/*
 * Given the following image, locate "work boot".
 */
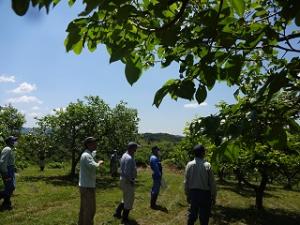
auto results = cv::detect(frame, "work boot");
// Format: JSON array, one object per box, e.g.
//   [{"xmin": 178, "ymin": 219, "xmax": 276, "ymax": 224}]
[
  {"xmin": 150, "ymin": 193, "xmax": 158, "ymax": 209},
  {"xmin": 0, "ymin": 199, "xmax": 12, "ymax": 211},
  {"xmin": 113, "ymin": 202, "xmax": 124, "ymax": 219},
  {"xmin": 121, "ymin": 209, "xmax": 130, "ymax": 223}
]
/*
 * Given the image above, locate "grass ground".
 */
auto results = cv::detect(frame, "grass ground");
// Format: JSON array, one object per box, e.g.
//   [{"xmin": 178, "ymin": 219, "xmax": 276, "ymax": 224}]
[{"xmin": 0, "ymin": 166, "xmax": 299, "ymax": 225}]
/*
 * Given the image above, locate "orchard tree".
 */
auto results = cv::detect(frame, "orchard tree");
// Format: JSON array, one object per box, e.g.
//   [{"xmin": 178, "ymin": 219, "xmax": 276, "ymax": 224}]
[
  {"xmin": 189, "ymin": 90, "xmax": 300, "ymax": 209},
  {"xmin": 0, "ymin": 104, "xmax": 26, "ymax": 138},
  {"xmin": 37, "ymin": 96, "xmax": 139, "ymax": 177},
  {"xmin": 106, "ymin": 101, "xmax": 139, "ymax": 154},
  {"xmin": 9, "ymin": 0, "xmax": 300, "ymax": 106}
]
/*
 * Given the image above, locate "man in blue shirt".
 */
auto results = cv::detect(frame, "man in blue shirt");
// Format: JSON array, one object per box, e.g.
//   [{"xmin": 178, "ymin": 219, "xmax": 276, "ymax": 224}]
[
  {"xmin": 0, "ymin": 136, "xmax": 17, "ymax": 211},
  {"xmin": 150, "ymin": 146, "xmax": 162, "ymax": 209}
]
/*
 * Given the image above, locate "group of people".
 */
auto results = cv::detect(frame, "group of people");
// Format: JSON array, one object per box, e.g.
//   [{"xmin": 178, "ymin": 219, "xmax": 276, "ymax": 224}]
[
  {"xmin": 0, "ymin": 135, "xmax": 217, "ymax": 225},
  {"xmin": 78, "ymin": 137, "xmax": 216, "ymax": 225}
]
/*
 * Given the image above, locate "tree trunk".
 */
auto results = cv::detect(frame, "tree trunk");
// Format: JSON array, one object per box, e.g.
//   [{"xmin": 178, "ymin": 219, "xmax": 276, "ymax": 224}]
[
  {"xmin": 284, "ymin": 177, "xmax": 292, "ymax": 190},
  {"xmin": 70, "ymin": 148, "xmax": 76, "ymax": 178},
  {"xmin": 218, "ymin": 167, "xmax": 225, "ymax": 183},
  {"xmin": 255, "ymin": 173, "xmax": 268, "ymax": 210}
]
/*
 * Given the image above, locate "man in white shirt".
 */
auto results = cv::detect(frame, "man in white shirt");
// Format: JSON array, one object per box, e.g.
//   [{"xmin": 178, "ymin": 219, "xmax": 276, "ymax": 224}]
[
  {"xmin": 113, "ymin": 142, "xmax": 138, "ymax": 223},
  {"xmin": 0, "ymin": 136, "xmax": 17, "ymax": 211},
  {"xmin": 184, "ymin": 144, "xmax": 217, "ymax": 225},
  {"xmin": 78, "ymin": 137, "xmax": 104, "ymax": 225}
]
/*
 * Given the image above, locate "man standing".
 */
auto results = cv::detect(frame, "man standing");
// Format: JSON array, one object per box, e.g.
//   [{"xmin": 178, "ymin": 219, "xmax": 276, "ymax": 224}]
[
  {"xmin": 0, "ymin": 136, "xmax": 18, "ymax": 211},
  {"xmin": 110, "ymin": 150, "xmax": 119, "ymax": 177},
  {"xmin": 184, "ymin": 144, "xmax": 217, "ymax": 225},
  {"xmin": 114, "ymin": 142, "xmax": 138, "ymax": 223},
  {"xmin": 78, "ymin": 137, "xmax": 104, "ymax": 225},
  {"xmin": 149, "ymin": 146, "xmax": 162, "ymax": 209}
]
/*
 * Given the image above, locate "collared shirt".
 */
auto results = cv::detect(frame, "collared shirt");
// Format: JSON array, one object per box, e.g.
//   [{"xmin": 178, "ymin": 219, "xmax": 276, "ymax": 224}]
[
  {"xmin": 184, "ymin": 157, "xmax": 217, "ymax": 199},
  {"xmin": 120, "ymin": 152, "xmax": 137, "ymax": 182},
  {"xmin": 0, "ymin": 147, "xmax": 15, "ymax": 174},
  {"xmin": 150, "ymin": 155, "xmax": 162, "ymax": 179},
  {"xmin": 79, "ymin": 149, "xmax": 99, "ymax": 188}
]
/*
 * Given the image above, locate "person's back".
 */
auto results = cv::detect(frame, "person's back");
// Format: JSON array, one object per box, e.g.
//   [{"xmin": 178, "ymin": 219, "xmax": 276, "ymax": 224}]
[
  {"xmin": 0, "ymin": 147, "xmax": 14, "ymax": 174},
  {"xmin": 185, "ymin": 158, "xmax": 213, "ymax": 192},
  {"xmin": 120, "ymin": 152, "xmax": 137, "ymax": 181},
  {"xmin": 184, "ymin": 144, "xmax": 216, "ymax": 225}
]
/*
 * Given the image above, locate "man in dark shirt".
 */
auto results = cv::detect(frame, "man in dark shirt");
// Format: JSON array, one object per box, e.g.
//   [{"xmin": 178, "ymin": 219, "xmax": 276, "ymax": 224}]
[{"xmin": 149, "ymin": 146, "xmax": 162, "ymax": 209}]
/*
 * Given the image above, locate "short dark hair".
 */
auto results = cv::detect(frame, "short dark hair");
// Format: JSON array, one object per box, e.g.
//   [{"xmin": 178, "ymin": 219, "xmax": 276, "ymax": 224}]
[
  {"xmin": 128, "ymin": 142, "xmax": 138, "ymax": 150},
  {"xmin": 193, "ymin": 144, "xmax": 205, "ymax": 158},
  {"xmin": 152, "ymin": 146, "xmax": 160, "ymax": 153},
  {"xmin": 5, "ymin": 136, "xmax": 17, "ymax": 146}
]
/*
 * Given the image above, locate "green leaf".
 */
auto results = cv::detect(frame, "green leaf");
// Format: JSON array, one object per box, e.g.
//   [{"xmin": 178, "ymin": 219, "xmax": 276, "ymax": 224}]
[
  {"xmin": 230, "ymin": 0, "xmax": 245, "ymax": 17},
  {"xmin": 176, "ymin": 80, "xmax": 195, "ymax": 100},
  {"xmin": 68, "ymin": 0, "xmax": 76, "ymax": 7},
  {"xmin": 73, "ymin": 40, "xmax": 83, "ymax": 55},
  {"xmin": 117, "ymin": 5, "xmax": 137, "ymax": 21},
  {"xmin": 195, "ymin": 85, "xmax": 207, "ymax": 104},
  {"xmin": 267, "ymin": 73, "xmax": 289, "ymax": 100},
  {"xmin": 12, "ymin": 0, "xmax": 30, "ymax": 16},
  {"xmin": 201, "ymin": 66, "xmax": 217, "ymax": 90},
  {"xmin": 125, "ymin": 63, "xmax": 142, "ymax": 85},
  {"xmin": 153, "ymin": 79, "xmax": 177, "ymax": 107}
]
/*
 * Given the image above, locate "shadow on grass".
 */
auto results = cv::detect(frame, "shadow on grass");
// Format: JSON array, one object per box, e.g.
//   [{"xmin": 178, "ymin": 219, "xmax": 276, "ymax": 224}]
[
  {"xmin": 218, "ymin": 182, "xmax": 276, "ymax": 198},
  {"xmin": 212, "ymin": 205, "xmax": 300, "ymax": 225},
  {"xmin": 20, "ymin": 175, "xmax": 122, "ymax": 189},
  {"xmin": 20, "ymin": 174, "xmax": 147, "ymax": 190}
]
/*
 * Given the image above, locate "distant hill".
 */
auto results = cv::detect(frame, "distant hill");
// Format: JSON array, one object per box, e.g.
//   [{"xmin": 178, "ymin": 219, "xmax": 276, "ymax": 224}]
[
  {"xmin": 21, "ymin": 127, "xmax": 33, "ymax": 134},
  {"xmin": 140, "ymin": 133, "xmax": 183, "ymax": 143}
]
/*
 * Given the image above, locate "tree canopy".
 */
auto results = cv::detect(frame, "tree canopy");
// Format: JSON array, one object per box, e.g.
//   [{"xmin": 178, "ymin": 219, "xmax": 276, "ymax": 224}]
[{"xmin": 10, "ymin": 0, "xmax": 300, "ymax": 106}]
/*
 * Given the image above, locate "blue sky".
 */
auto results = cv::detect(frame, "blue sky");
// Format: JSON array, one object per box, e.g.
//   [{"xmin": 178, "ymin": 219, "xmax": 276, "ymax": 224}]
[{"xmin": 0, "ymin": 1, "xmax": 237, "ymax": 135}]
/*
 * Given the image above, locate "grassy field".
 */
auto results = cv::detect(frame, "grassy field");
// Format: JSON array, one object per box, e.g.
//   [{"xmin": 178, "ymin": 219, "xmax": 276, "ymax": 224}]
[{"xmin": 0, "ymin": 166, "xmax": 300, "ymax": 225}]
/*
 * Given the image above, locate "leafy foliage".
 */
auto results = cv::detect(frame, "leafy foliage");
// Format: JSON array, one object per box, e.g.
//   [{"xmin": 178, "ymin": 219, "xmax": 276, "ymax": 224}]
[
  {"xmin": 189, "ymin": 90, "xmax": 300, "ymax": 209},
  {"xmin": 35, "ymin": 96, "xmax": 139, "ymax": 177},
  {"xmin": 9, "ymin": 0, "xmax": 300, "ymax": 107},
  {"xmin": 0, "ymin": 104, "xmax": 26, "ymax": 139}
]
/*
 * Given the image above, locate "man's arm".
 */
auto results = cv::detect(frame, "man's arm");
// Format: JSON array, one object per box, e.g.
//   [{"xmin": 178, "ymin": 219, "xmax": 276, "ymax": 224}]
[
  {"xmin": 85, "ymin": 154, "xmax": 103, "ymax": 168},
  {"xmin": 184, "ymin": 164, "xmax": 190, "ymax": 197}
]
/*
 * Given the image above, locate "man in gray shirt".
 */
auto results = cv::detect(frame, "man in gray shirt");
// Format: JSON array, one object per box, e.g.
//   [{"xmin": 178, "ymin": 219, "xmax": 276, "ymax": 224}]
[
  {"xmin": 0, "ymin": 136, "xmax": 17, "ymax": 211},
  {"xmin": 113, "ymin": 142, "xmax": 138, "ymax": 223},
  {"xmin": 184, "ymin": 144, "xmax": 217, "ymax": 225},
  {"xmin": 78, "ymin": 137, "xmax": 103, "ymax": 225}
]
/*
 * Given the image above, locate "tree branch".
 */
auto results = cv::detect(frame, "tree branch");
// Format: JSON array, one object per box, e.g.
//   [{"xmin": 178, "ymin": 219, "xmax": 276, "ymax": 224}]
[{"xmin": 278, "ymin": 33, "xmax": 300, "ymax": 42}]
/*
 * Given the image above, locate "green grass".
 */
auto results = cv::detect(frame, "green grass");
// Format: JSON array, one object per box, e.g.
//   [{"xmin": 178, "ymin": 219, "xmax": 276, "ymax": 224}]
[{"xmin": 0, "ymin": 166, "xmax": 299, "ymax": 225}]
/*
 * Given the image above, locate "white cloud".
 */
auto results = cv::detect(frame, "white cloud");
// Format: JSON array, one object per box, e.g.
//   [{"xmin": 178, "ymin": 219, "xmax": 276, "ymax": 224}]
[
  {"xmin": 0, "ymin": 75, "xmax": 15, "ymax": 83},
  {"xmin": 184, "ymin": 102, "xmax": 208, "ymax": 108},
  {"xmin": 28, "ymin": 112, "xmax": 40, "ymax": 117},
  {"xmin": 31, "ymin": 106, "xmax": 40, "ymax": 111},
  {"xmin": 11, "ymin": 82, "xmax": 37, "ymax": 94},
  {"xmin": 7, "ymin": 95, "xmax": 43, "ymax": 104}
]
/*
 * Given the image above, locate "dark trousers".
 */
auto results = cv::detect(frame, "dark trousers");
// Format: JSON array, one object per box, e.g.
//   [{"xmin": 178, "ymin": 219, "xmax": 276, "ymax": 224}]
[
  {"xmin": 187, "ymin": 189, "xmax": 211, "ymax": 225},
  {"xmin": 0, "ymin": 166, "xmax": 15, "ymax": 206},
  {"xmin": 151, "ymin": 178, "xmax": 161, "ymax": 195},
  {"xmin": 78, "ymin": 187, "xmax": 96, "ymax": 225}
]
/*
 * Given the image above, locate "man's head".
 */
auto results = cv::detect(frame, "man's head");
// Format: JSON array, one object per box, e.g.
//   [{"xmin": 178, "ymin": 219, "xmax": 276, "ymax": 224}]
[
  {"xmin": 5, "ymin": 136, "xmax": 18, "ymax": 147},
  {"xmin": 152, "ymin": 146, "xmax": 160, "ymax": 156},
  {"xmin": 193, "ymin": 144, "xmax": 205, "ymax": 158},
  {"xmin": 84, "ymin": 137, "xmax": 98, "ymax": 151},
  {"xmin": 127, "ymin": 142, "xmax": 139, "ymax": 155}
]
